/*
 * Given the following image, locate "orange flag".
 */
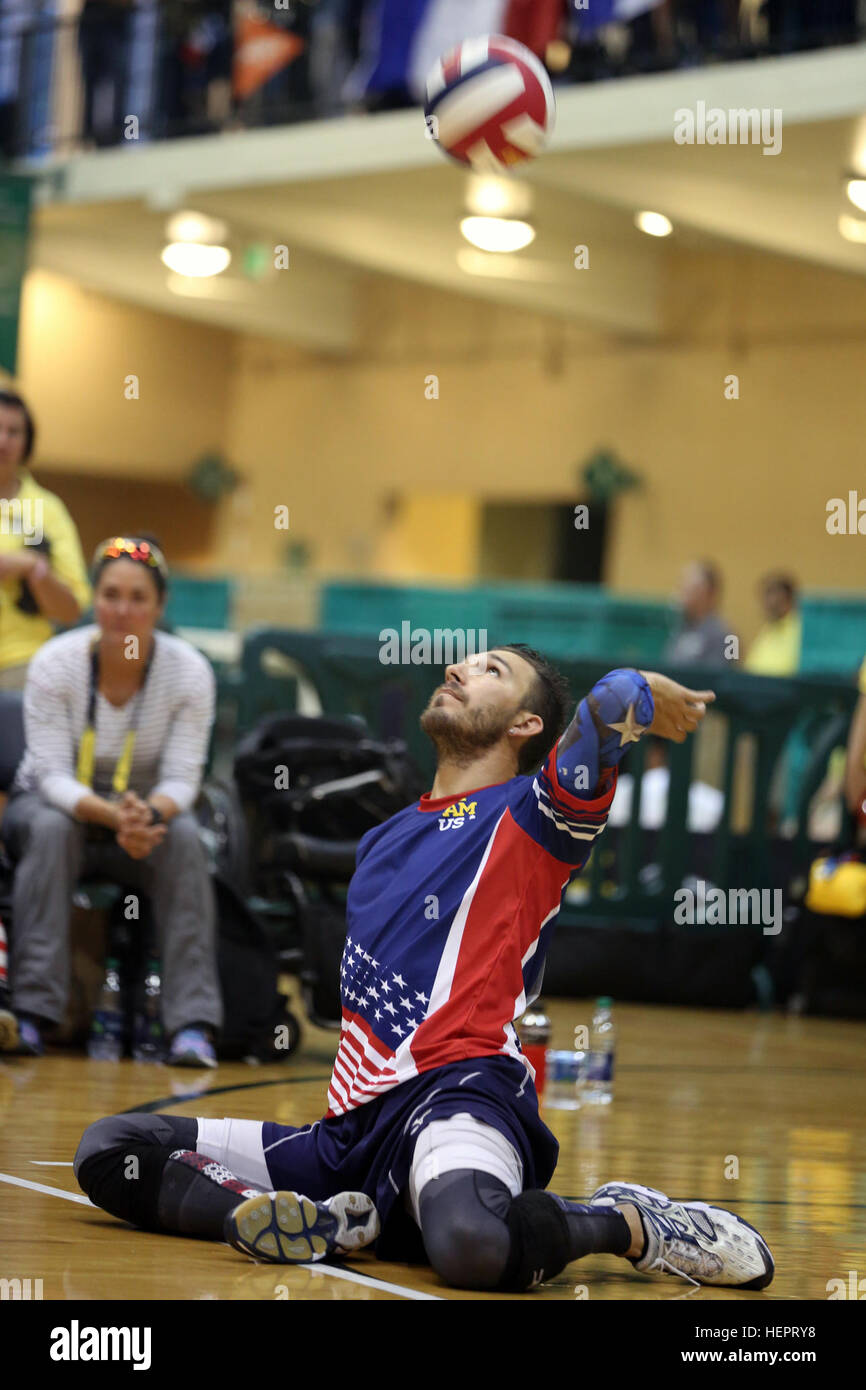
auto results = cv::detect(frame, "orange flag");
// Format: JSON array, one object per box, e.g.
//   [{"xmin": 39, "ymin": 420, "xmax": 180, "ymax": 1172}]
[{"xmin": 233, "ymin": 17, "xmax": 304, "ymax": 101}]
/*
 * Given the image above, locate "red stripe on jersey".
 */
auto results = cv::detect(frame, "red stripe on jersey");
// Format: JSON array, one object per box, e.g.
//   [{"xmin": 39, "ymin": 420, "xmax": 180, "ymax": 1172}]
[
  {"xmin": 326, "ymin": 1007, "xmax": 397, "ymax": 1117},
  {"xmin": 544, "ymin": 746, "xmax": 618, "ymax": 818},
  {"xmin": 405, "ymin": 808, "xmax": 567, "ymax": 1075}
]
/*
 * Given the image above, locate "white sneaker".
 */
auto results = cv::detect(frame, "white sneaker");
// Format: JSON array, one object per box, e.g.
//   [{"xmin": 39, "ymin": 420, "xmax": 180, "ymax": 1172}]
[{"xmin": 591, "ymin": 1181, "xmax": 774, "ymax": 1289}]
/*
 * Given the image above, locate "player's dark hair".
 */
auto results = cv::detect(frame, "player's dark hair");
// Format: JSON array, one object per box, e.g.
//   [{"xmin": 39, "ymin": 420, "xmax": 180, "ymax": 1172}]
[
  {"xmin": 495, "ymin": 643, "xmax": 572, "ymax": 776},
  {"xmin": 0, "ymin": 388, "xmax": 36, "ymax": 461}
]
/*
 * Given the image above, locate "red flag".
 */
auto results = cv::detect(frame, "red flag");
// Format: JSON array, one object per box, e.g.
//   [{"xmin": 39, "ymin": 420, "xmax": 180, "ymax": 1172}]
[{"xmin": 233, "ymin": 18, "xmax": 304, "ymax": 101}]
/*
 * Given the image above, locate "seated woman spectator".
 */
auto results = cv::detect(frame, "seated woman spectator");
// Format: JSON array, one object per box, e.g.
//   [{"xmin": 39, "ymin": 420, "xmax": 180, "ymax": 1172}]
[
  {"xmin": 0, "ymin": 388, "xmax": 90, "ymax": 690},
  {"xmin": 3, "ymin": 534, "xmax": 223, "ymax": 1064}
]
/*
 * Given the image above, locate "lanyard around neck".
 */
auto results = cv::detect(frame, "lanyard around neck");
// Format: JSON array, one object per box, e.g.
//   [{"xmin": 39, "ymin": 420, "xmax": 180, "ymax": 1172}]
[{"xmin": 75, "ymin": 637, "xmax": 155, "ymax": 795}]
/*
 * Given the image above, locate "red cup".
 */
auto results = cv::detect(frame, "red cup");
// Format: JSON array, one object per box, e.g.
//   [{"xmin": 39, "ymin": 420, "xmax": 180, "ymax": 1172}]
[{"xmin": 523, "ymin": 1043, "xmax": 547, "ymax": 1097}]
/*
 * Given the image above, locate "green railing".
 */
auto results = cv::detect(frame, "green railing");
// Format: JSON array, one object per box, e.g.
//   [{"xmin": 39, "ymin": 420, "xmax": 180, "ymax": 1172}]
[{"xmin": 228, "ymin": 629, "xmax": 858, "ymax": 927}]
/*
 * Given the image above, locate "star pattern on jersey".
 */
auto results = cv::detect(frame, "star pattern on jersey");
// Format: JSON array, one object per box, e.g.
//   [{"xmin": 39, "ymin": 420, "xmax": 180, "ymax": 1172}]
[
  {"xmin": 607, "ymin": 702, "xmax": 649, "ymax": 747},
  {"xmin": 338, "ymin": 939, "xmax": 429, "ymax": 1051}
]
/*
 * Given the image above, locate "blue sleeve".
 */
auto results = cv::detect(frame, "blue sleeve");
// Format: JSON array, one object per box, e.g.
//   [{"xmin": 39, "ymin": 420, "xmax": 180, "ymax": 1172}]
[{"xmin": 507, "ymin": 668, "xmax": 654, "ymax": 867}]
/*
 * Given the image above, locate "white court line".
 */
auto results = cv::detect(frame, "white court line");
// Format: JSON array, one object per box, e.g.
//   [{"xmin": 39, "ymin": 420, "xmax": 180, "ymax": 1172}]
[
  {"xmin": 0, "ymin": 1170, "xmax": 93, "ymax": 1205},
  {"xmin": 0, "ymin": 1170, "xmax": 442, "ymax": 1301},
  {"xmin": 30, "ymin": 1160, "xmax": 74, "ymax": 1166}
]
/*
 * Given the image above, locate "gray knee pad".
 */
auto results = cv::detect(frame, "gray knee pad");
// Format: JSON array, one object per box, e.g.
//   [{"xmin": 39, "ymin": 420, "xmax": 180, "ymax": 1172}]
[
  {"xmin": 419, "ymin": 1170, "xmax": 513, "ymax": 1291},
  {"xmin": 73, "ymin": 1113, "xmax": 197, "ymax": 1180}
]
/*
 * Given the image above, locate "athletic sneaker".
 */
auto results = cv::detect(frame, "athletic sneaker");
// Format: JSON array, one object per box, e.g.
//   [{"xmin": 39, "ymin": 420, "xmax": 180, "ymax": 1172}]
[
  {"xmin": 590, "ymin": 1181, "xmax": 774, "ymax": 1289},
  {"xmin": 0, "ymin": 1004, "xmax": 19, "ymax": 1053},
  {"xmin": 14, "ymin": 1016, "xmax": 43, "ymax": 1057},
  {"xmin": 167, "ymin": 1027, "xmax": 217, "ymax": 1069},
  {"xmin": 225, "ymin": 1190, "xmax": 380, "ymax": 1265}
]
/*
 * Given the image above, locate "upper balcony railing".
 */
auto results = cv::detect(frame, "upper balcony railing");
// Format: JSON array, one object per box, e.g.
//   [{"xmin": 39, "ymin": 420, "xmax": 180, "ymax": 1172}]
[{"xmin": 1, "ymin": 1, "xmax": 863, "ymax": 164}]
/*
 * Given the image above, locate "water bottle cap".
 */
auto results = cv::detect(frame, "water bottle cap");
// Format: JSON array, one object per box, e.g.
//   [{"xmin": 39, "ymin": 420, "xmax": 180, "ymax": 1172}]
[{"xmin": 597, "ymin": 996, "xmax": 612, "ymax": 1007}]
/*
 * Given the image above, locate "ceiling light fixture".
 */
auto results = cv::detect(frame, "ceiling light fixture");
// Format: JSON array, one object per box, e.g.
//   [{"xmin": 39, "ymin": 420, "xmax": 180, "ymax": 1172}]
[
  {"xmin": 465, "ymin": 175, "xmax": 532, "ymax": 219},
  {"xmin": 161, "ymin": 242, "xmax": 231, "ymax": 277},
  {"xmin": 460, "ymin": 216, "xmax": 535, "ymax": 253},
  {"xmin": 165, "ymin": 211, "xmax": 228, "ymax": 244},
  {"xmin": 839, "ymin": 213, "xmax": 866, "ymax": 243},
  {"xmin": 635, "ymin": 210, "xmax": 673, "ymax": 238}
]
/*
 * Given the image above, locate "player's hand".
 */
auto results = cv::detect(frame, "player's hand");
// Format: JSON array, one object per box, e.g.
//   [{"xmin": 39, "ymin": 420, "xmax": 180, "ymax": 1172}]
[{"xmin": 638, "ymin": 671, "xmax": 715, "ymax": 743}]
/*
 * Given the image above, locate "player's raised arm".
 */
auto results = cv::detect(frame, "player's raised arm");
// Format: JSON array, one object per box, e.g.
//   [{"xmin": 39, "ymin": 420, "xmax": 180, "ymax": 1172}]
[{"xmin": 509, "ymin": 667, "xmax": 714, "ymax": 868}]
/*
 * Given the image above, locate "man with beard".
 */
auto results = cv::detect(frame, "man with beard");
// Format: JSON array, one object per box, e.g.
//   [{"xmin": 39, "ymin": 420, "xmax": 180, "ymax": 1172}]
[{"xmin": 74, "ymin": 648, "xmax": 774, "ymax": 1292}]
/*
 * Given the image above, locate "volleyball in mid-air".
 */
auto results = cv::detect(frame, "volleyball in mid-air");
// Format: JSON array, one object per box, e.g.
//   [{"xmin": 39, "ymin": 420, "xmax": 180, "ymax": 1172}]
[{"xmin": 424, "ymin": 34, "xmax": 556, "ymax": 172}]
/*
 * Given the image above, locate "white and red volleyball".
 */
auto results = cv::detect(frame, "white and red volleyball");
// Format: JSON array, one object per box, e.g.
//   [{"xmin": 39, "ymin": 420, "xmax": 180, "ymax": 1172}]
[{"xmin": 424, "ymin": 34, "xmax": 555, "ymax": 172}]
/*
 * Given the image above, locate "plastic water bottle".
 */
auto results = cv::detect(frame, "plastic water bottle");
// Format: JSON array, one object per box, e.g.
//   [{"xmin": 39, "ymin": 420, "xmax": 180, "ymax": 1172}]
[
  {"xmin": 545, "ymin": 1047, "xmax": 584, "ymax": 1110},
  {"xmin": 582, "ymin": 996, "xmax": 615, "ymax": 1106},
  {"xmin": 516, "ymin": 1001, "xmax": 552, "ymax": 1098},
  {"xmin": 87, "ymin": 957, "xmax": 125, "ymax": 1061},
  {"xmin": 132, "ymin": 958, "xmax": 164, "ymax": 1062}
]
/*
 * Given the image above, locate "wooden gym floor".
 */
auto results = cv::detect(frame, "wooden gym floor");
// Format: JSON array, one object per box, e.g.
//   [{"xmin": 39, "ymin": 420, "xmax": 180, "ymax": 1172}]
[{"xmin": 1, "ymin": 999, "xmax": 864, "ymax": 1302}]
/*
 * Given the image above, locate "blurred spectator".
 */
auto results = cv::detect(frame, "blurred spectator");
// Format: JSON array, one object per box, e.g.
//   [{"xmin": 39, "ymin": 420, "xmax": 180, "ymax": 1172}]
[
  {"xmin": 844, "ymin": 654, "xmax": 866, "ymax": 822},
  {"xmin": 4, "ymin": 534, "xmax": 222, "ymax": 1062},
  {"xmin": 0, "ymin": 389, "xmax": 90, "ymax": 691},
  {"xmin": 0, "ymin": 0, "xmax": 30, "ymax": 159},
  {"xmin": 743, "ymin": 572, "xmax": 802, "ymax": 676},
  {"xmin": 663, "ymin": 560, "xmax": 731, "ymax": 667},
  {"xmin": 762, "ymin": 0, "xmax": 859, "ymax": 52},
  {"xmin": 158, "ymin": 0, "xmax": 233, "ymax": 137},
  {"xmin": 78, "ymin": 0, "xmax": 134, "ymax": 147}
]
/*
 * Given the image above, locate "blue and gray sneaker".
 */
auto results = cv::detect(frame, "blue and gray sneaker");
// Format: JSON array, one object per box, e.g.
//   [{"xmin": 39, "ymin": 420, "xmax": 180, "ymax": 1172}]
[
  {"xmin": 167, "ymin": 1027, "xmax": 217, "ymax": 1069},
  {"xmin": 591, "ymin": 1181, "xmax": 774, "ymax": 1289},
  {"xmin": 14, "ymin": 1016, "xmax": 42, "ymax": 1057},
  {"xmin": 225, "ymin": 1190, "xmax": 380, "ymax": 1265}
]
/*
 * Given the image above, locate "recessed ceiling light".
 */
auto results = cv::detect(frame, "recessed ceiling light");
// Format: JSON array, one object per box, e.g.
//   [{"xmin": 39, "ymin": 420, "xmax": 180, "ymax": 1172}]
[
  {"xmin": 161, "ymin": 242, "xmax": 231, "ymax": 277},
  {"xmin": 635, "ymin": 210, "xmax": 673, "ymax": 238},
  {"xmin": 465, "ymin": 175, "xmax": 532, "ymax": 219},
  {"xmin": 165, "ymin": 211, "xmax": 228, "ymax": 244},
  {"xmin": 846, "ymin": 179, "xmax": 866, "ymax": 213},
  {"xmin": 839, "ymin": 213, "xmax": 866, "ymax": 243},
  {"xmin": 460, "ymin": 216, "xmax": 535, "ymax": 253}
]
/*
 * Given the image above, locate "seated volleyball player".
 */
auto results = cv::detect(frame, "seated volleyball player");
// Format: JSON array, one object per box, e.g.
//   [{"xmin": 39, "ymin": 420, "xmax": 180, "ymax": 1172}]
[{"xmin": 75, "ymin": 651, "xmax": 774, "ymax": 1291}]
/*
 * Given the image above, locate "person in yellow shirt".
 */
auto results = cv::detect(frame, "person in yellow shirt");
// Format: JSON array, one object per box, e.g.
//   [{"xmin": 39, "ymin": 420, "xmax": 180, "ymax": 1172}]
[
  {"xmin": 0, "ymin": 389, "xmax": 91, "ymax": 689},
  {"xmin": 743, "ymin": 573, "xmax": 802, "ymax": 677}
]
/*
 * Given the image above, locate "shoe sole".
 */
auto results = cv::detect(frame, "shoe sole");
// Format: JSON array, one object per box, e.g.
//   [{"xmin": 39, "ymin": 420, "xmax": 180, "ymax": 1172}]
[
  {"xmin": 226, "ymin": 1190, "xmax": 377, "ymax": 1265},
  {"xmin": 0, "ymin": 1010, "xmax": 19, "ymax": 1053},
  {"xmin": 592, "ymin": 1181, "xmax": 775, "ymax": 1290}
]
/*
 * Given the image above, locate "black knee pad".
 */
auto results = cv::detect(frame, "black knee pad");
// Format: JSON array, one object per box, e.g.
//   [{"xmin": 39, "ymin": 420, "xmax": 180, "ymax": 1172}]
[
  {"xmin": 74, "ymin": 1113, "xmax": 198, "ymax": 1232},
  {"xmin": 500, "ymin": 1190, "xmax": 573, "ymax": 1292},
  {"xmin": 73, "ymin": 1113, "xmax": 197, "ymax": 1181},
  {"xmin": 77, "ymin": 1141, "xmax": 178, "ymax": 1231}
]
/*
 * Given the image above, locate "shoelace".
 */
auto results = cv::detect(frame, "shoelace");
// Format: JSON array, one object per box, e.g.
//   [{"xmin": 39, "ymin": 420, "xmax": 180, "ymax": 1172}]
[{"xmin": 646, "ymin": 1222, "xmax": 724, "ymax": 1287}]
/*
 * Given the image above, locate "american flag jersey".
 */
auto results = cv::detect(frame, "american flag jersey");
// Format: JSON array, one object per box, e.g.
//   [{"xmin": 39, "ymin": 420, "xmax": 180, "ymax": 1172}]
[{"xmin": 327, "ymin": 668, "xmax": 654, "ymax": 1117}]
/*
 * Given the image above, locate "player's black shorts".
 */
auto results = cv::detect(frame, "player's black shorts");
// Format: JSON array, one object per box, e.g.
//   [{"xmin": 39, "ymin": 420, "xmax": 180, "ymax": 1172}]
[{"xmin": 256, "ymin": 1055, "xmax": 559, "ymax": 1259}]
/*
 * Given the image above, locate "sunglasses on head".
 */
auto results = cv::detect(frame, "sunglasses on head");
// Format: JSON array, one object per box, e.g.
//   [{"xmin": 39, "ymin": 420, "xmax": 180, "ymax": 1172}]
[{"xmin": 93, "ymin": 536, "xmax": 168, "ymax": 577}]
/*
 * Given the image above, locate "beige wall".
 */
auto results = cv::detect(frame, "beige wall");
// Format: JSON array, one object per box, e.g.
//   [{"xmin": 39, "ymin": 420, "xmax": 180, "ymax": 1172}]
[
  {"xmin": 11, "ymin": 270, "xmax": 235, "ymax": 481},
  {"xmin": 6, "ymin": 249, "xmax": 866, "ymax": 644}
]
